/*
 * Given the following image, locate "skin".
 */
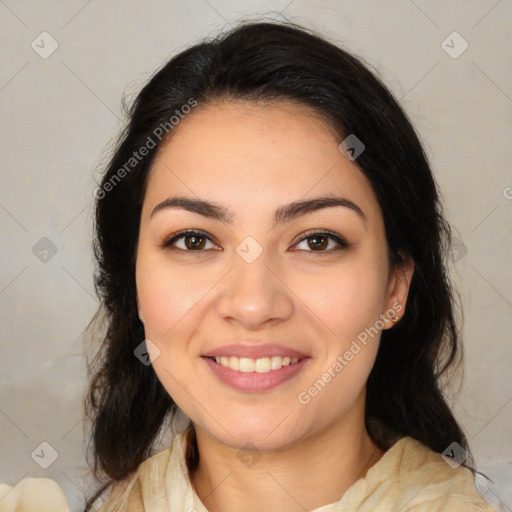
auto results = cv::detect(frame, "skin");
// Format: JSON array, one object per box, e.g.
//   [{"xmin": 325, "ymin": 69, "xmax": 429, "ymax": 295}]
[{"xmin": 135, "ymin": 100, "xmax": 415, "ymax": 512}]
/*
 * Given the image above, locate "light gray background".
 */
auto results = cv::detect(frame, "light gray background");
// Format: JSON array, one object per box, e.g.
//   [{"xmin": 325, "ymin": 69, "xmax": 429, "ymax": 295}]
[{"xmin": 1, "ymin": 1, "xmax": 511, "ymax": 510}]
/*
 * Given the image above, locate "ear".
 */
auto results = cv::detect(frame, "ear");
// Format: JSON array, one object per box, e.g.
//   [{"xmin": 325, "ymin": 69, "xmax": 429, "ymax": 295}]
[{"xmin": 382, "ymin": 254, "xmax": 415, "ymax": 329}]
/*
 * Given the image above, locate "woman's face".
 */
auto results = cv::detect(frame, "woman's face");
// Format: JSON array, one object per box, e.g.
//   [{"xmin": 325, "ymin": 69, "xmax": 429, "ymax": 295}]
[{"xmin": 136, "ymin": 100, "xmax": 412, "ymax": 451}]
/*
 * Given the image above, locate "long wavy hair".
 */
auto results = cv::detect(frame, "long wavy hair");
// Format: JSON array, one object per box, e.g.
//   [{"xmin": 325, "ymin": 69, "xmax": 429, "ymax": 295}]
[{"xmin": 82, "ymin": 18, "xmax": 484, "ymax": 510}]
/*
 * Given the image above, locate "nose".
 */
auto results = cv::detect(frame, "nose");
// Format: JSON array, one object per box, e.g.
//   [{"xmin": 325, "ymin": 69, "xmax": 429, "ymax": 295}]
[{"xmin": 215, "ymin": 249, "xmax": 294, "ymax": 329}]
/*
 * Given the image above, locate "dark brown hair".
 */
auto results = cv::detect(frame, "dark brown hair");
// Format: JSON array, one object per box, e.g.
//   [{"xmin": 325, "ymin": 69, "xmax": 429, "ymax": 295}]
[{"xmin": 82, "ymin": 18, "xmax": 485, "ymax": 510}]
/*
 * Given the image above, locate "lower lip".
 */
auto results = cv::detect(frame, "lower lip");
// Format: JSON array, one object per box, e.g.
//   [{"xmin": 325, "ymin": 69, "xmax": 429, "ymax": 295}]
[{"xmin": 202, "ymin": 356, "xmax": 309, "ymax": 392}]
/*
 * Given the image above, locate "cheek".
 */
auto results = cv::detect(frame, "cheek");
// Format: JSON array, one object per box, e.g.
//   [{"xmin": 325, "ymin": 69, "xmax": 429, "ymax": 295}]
[
  {"xmin": 135, "ymin": 256, "xmax": 214, "ymax": 398},
  {"xmin": 294, "ymin": 266, "xmax": 384, "ymax": 412},
  {"xmin": 136, "ymin": 256, "xmax": 211, "ymax": 339},
  {"xmin": 136, "ymin": 260, "xmax": 200, "ymax": 410},
  {"xmin": 290, "ymin": 259, "xmax": 386, "ymax": 342}
]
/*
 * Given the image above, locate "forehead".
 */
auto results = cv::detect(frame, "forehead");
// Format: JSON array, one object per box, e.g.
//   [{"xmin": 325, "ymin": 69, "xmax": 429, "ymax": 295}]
[{"xmin": 142, "ymin": 100, "xmax": 381, "ymax": 228}]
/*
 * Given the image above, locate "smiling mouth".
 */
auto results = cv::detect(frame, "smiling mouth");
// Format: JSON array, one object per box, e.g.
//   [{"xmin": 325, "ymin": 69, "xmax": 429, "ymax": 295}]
[{"xmin": 204, "ymin": 355, "xmax": 302, "ymax": 373}]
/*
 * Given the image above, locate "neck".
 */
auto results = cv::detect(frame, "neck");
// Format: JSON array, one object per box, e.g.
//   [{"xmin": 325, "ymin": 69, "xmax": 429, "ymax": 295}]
[{"xmin": 189, "ymin": 412, "xmax": 384, "ymax": 512}]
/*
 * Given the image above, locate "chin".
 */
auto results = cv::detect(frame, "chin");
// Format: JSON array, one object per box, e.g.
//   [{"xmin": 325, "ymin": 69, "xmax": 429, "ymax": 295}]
[{"xmin": 196, "ymin": 411, "xmax": 306, "ymax": 452}]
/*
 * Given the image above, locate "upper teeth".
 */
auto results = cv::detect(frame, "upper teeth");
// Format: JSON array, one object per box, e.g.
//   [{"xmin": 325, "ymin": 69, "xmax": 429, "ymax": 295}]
[{"xmin": 214, "ymin": 356, "xmax": 300, "ymax": 373}]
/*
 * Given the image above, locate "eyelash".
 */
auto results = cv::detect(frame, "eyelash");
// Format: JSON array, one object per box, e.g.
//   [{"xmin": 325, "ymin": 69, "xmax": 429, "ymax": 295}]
[{"xmin": 159, "ymin": 229, "xmax": 351, "ymax": 254}]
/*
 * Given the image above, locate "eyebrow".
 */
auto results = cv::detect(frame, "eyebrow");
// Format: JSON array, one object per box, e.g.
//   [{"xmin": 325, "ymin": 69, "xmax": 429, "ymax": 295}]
[{"xmin": 150, "ymin": 195, "xmax": 368, "ymax": 228}]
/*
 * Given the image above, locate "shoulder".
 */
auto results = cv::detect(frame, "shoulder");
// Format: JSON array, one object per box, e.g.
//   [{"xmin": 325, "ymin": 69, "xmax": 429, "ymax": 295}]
[
  {"xmin": 0, "ymin": 478, "xmax": 70, "ymax": 512},
  {"xmin": 98, "ymin": 448, "xmax": 173, "ymax": 511},
  {"xmin": 339, "ymin": 436, "xmax": 496, "ymax": 511}
]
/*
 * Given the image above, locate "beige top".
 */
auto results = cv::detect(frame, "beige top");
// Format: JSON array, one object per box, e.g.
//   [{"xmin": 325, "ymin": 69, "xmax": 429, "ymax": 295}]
[
  {"xmin": 97, "ymin": 427, "xmax": 495, "ymax": 512},
  {"xmin": 0, "ymin": 478, "xmax": 69, "ymax": 512}
]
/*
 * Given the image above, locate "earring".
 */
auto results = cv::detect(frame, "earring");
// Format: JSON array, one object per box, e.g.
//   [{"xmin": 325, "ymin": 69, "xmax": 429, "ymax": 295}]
[
  {"xmin": 138, "ymin": 318, "xmax": 145, "ymax": 332},
  {"xmin": 389, "ymin": 305, "xmax": 401, "ymax": 324}
]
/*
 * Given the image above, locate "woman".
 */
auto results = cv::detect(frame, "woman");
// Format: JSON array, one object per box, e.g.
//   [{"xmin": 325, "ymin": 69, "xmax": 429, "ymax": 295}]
[{"xmin": 82, "ymin": 19, "xmax": 495, "ymax": 511}]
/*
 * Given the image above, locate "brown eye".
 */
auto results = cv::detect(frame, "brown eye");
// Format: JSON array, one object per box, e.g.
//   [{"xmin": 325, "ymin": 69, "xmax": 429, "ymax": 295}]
[
  {"xmin": 183, "ymin": 233, "xmax": 206, "ymax": 250},
  {"xmin": 293, "ymin": 230, "xmax": 349, "ymax": 252},
  {"xmin": 306, "ymin": 235, "xmax": 329, "ymax": 251},
  {"xmin": 160, "ymin": 230, "xmax": 217, "ymax": 251}
]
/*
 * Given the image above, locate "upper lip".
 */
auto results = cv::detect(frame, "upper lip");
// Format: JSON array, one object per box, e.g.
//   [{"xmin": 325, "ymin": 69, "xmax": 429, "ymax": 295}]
[{"xmin": 202, "ymin": 343, "xmax": 309, "ymax": 359}]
